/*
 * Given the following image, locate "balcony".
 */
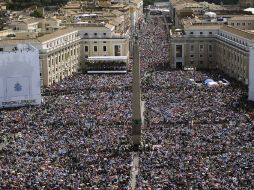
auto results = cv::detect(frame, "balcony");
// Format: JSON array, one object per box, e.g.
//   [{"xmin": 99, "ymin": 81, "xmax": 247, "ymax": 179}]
[{"xmin": 215, "ymin": 34, "xmax": 249, "ymax": 51}]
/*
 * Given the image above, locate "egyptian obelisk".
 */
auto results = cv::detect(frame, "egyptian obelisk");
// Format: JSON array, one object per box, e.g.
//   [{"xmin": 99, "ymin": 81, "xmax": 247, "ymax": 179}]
[{"xmin": 132, "ymin": 34, "xmax": 142, "ymax": 147}]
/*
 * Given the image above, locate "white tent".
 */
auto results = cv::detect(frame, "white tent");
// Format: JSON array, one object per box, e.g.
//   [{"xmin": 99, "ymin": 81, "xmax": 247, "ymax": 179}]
[
  {"xmin": 244, "ymin": 8, "xmax": 254, "ymax": 14},
  {"xmin": 204, "ymin": 12, "xmax": 217, "ymax": 18}
]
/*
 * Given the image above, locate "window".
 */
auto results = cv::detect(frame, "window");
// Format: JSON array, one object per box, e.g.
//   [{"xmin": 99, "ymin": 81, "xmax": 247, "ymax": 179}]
[
  {"xmin": 103, "ymin": 46, "xmax": 107, "ymax": 51},
  {"xmin": 209, "ymin": 45, "xmax": 212, "ymax": 51},
  {"xmin": 231, "ymin": 23, "xmax": 234, "ymax": 26},
  {"xmin": 242, "ymin": 23, "xmax": 245, "ymax": 26},
  {"xmin": 94, "ymin": 33, "xmax": 97, "ymax": 36},
  {"xmin": 94, "ymin": 41, "xmax": 97, "ymax": 43},
  {"xmin": 114, "ymin": 45, "xmax": 121, "ymax": 56},
  {"xmin": 200, "ymin": 54, "xmax": 203, "ymax": 58},
  {"xmin": 85, "ymin": 46, "xmax": 88, "ymax": 52},
  {"xmin": 200, "ymin": 32, "xmax": 203, "ymax": 35},
  {"xmin": 103, "ymin": 33, "xmax": 106, "ymax": 35},
  {"xmin": 209, "ymin": 32, "xmax": 212, "ymax": 34},
  {"xmin": 103, "ymin": 41, "xmax": 107, "ymax": 43},
  {"xmin": 190, "ymin": 54, "xmax": 194, "ymax": 57},
  {"xmin": 190, "ymin": 32, "xmax": 193, "ymax": 35},
  {"xmin": 190, "ymin": 45, "xmax": 194, "ymax": 51},
  {"xmin": 199, "ymin": 44, "xmax": 204, "ymax": 51},
  {"xmin": 94, "ymin": 46, "xmax": 97, "ymax": 52},
  {"xmin": 176, "ymin": 45, "xmax": 183, "ymax": 58}
]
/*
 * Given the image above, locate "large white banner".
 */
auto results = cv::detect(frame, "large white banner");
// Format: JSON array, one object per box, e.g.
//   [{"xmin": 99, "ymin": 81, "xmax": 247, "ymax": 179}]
[
  {"xmin": 0, "ymin": 44, "xmax": 41, "ymax": 108},
  {"xmin": 249, "ymin": 47, "xmax": 254, "ymax": 101},
  {"xmin": 0, "ymin": 78, "xmax": 4, "ymax": 98},
  {"xmin": 7, "ymin": 77, "xmax": 30, "ymax": 97}
]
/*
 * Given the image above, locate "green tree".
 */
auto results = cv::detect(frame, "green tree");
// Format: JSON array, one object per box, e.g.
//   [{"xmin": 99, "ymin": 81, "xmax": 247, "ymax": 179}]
[{"xmin": 30, "ymin": 10, "xmax": 44, "ymax": 18}]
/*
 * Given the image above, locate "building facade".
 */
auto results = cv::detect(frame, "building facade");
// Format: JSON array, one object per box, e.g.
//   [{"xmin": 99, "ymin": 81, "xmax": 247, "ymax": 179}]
[
  {"xmin": 169, "ymin": 24, "xmax": 254, "ymax": 84},
  {"xmin": 35, "ymin": 28, "xmax": 81, "ymax": 87},
  {"xmin": 63, "ymin": 23, "xmax": 129, "ymax": 64},
  {"xmin": 239, "ymin": 0, "xmax": 254, "ymax": 8},
  {"xmin": 227, "ymin": 16, "xmax": 254, "ymax": 30}
]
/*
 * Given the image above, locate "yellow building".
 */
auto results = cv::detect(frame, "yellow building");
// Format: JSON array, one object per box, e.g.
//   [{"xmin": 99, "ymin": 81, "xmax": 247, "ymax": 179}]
[
  {"xmin": 239, "ymin": 0, "xmax": 254, "ymax": 8},
  {"xmin": 169, "ymin": 23, "xmax": 254, "ymax": 84},
  {"xmin": 36, "ymin": 28, "xmax": 81, "ymax": 87},
  {"xmin": 228, "ymin": 15, "xmax": 254, "ymax": 30}
]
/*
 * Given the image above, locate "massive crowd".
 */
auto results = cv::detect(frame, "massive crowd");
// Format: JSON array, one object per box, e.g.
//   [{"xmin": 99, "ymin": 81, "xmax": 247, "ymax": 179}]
[
  {"xmin": 136, "ymin": 16, "xmax": 254, "ymax": 189},
  {"xmin": 0, "ymin": 14, "xmax": 253, "ymax": 190},
  {"xmin": 0, "ymin": 74, "xmax": 133, "ymax": 189},
  {"xmin": 139, "ymin": 17, "xmax": 169, "ymax": 73}
]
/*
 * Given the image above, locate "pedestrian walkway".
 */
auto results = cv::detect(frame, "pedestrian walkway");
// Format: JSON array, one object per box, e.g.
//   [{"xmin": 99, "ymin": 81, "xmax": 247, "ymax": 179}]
[{"xmin": 130, "ymin": 153, "xmax": 139, "ymax": 190}]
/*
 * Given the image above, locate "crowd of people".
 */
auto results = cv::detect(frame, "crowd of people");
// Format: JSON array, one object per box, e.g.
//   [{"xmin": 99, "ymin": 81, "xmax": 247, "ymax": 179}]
[
  {"xmin": 0, "ymin": 14, "xmax": 253, "ymax": 190},
  {"xmin": 139, "ymin": 16, "xmax": 169, "ymax": 73},
  {"xmin": 0, "ymin": 73, "xmax": 134, "ymax": 189},
  {"xmin": 136, "ymin": 16, "xmax": 254, "ymax": 189}
]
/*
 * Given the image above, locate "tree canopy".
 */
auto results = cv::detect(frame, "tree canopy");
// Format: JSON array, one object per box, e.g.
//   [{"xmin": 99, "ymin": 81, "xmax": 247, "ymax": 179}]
[{"xmin": 8, "ymin": 0, "xmax": 69, "ymax": 10}]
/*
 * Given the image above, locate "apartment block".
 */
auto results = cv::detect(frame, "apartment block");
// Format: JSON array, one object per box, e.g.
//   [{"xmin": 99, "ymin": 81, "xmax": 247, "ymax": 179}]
[
  {"xmin": 35, "ymin": 28, "xmax": 81, "ymax": 87},
  {"xmin": 169, "ymin": 24, "xmax": 254, "ymax": 84},
  {"xmin": 239, "ymin": 0, "xmax": 254, "ymax": 8},
  {"xmin": 228, "ymin": 16, "xmax": 254, "ymax": 30}
]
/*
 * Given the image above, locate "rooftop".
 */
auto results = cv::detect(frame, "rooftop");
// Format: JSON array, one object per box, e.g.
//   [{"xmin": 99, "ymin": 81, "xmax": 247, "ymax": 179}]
[
  {"xmin": 228, "ymin": 15, "xmax": 254, "ymax": 21},
  {"xmin": 221, "ymin": 25, "xmax": 254, "ymax": 40},
  {"xmin": 186, "ymin": 24, "xmax": 222, "ymax": 30},
  {"xmin": 37, "ymin": 28, "xmax": 78, "ymax": 42},
  {"xmin": 0, "ymin": 38, "xmax": 39, "ymax": 45}
]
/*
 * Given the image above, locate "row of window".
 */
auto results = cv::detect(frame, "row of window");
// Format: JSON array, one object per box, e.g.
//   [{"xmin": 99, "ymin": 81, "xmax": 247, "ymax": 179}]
[
  {"xmin": 189, "ymin": 31, "xmax": 213, "ymax": 35},
  {"xmin": 47, "ymin": 47, "xmax": 79, "ymax": 67},
  {"xmin": 46, "ymin": 33, "xmax": 79, "ymax": 48},
  {"xmin": 85, "ymin": 46, "xmax": 107, "ymax": 52},
  {"xmin": 189, "ymin": 54, "xmax": 213, "ymax": 58},
  {"xmin": 230, "ymin": 22, "xmax": 252, "ymax": 26},
  {"xmin": 84, "ymin": 32, "xmax": 107, "ymax": 37},
  {"xmin": 84, "ymin": 41, "xmax": 107, "ymax": 44},
  {"xmin": 190, "ymin": 44, "xmax": 213, "ymax": 51},
  {"xmin": 175, "ymin": 44, "xmax": 213, "ymax": 58}
]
